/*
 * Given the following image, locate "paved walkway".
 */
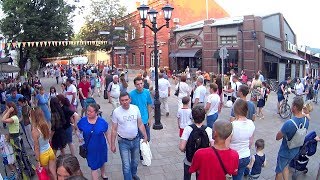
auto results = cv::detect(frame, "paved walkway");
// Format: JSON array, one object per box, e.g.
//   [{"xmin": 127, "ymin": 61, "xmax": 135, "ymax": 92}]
[{"xmin": 2, "ymin": 75, "xmax": 320, "ymax": 179}]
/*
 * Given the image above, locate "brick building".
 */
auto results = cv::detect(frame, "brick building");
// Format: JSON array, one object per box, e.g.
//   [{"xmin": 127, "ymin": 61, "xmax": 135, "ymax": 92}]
[
  {"xmin": 169, "ymin": 13, "xmax": 319, "ymax": 81},
  {"xmin": 115, "ymin": 0, "xmax": 229, "ymax": 70}
]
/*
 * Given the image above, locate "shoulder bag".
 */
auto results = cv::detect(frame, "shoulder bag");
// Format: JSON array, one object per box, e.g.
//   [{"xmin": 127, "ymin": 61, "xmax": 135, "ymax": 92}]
[
  {"xmin": 79, "ymin": 122, "xmax": 96, "ymax": 158},
  {"xmin": 174, "ymin": 81, "xmax": 180, "ymax": 96},
  {"xmin": 212, "ymin": 146, "xmax": 232, "ymax": 180}
]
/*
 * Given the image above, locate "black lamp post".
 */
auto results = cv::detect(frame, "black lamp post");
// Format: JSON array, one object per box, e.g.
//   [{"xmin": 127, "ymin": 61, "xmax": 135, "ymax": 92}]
[{"xmin": 137, "ymin": 4, "xmax": 174, "ymax": 130}]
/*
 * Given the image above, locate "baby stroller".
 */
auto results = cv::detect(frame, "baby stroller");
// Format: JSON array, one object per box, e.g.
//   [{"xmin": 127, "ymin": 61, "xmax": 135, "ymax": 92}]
[{"xmin": 289, "ymin": 131, "xmax": 317, "ymax": 179}]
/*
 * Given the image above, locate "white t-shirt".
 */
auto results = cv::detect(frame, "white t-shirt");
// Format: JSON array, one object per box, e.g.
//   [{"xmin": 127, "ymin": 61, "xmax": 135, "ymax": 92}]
[
  {"xmin": 206, "ymin": 93, "xmax": 220, "ymax": 116},
  {"xmin": 192, "ymin": 85, "xmax": 207, "ymax": 103},
  {"xmin": 158, "ymin": 78, "xmax": 171, "ymax": 98},
  {"xmin": 177, "ymin": 108, "xmax": 192, "ymax": 129},
  {"xmin": 176, "ymin": 82, "xmax": 190, "ymax": 99},
  {"xmin": 230, "ymin": 119, "xmax": 255, "ymax": 159},
  {"xmin": 108, "ymin": 82, "xmax": 120, "ymax": 98},
  {"xmin": 232, "ymin": 81, "xmax": 242, "ymax": 97},
  {"xmin": 66, "ymin": 84, "xmax": 77, "ymax": 105},
  {"xmin": 294, "ymin": 83, "xmax": 304, "ymax": 95},
  {"xmin": 112, "ymin": 105, "xmax": 141, "ymax": 139}
]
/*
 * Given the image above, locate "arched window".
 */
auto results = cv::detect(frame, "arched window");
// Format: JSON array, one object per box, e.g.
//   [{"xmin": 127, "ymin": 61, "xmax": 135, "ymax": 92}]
[
  {"xmin": 178, "ymin": 36, "xmax": 202, "ymax": 48},
  {"xmin": 150, "ymin": 50, "xmax": 160, "ymax": 67}
]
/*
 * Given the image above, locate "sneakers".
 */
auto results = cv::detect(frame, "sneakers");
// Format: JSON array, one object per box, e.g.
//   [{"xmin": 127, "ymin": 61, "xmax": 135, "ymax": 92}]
[{"xmin": 132, "ymin": 175, "xmax": 140, "ymax": 180}]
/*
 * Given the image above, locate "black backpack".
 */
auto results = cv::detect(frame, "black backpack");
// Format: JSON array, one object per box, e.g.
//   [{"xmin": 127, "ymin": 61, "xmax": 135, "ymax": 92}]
[{"xmin": 186, "ymin": 124, "xmax": 210, "ymax": 162}]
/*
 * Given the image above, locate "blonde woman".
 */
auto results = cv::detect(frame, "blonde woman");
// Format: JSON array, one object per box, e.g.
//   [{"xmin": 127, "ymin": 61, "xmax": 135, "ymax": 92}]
[{"xmin": 30, "ymin": 107, "xmax": 57, "ymax": 180}]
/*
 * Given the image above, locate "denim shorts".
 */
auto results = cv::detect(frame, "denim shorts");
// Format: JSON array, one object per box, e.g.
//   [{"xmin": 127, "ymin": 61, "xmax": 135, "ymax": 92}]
[
  {"xmin": 277, "ymin": 93, "xmax": 285, "ymax": 102},
  {"xmin": 275, "ymin": 155, "xmax": 291, "ymax": 173}
]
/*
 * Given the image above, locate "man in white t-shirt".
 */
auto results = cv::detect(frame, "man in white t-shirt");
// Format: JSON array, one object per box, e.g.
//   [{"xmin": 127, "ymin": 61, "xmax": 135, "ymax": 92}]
[
  {"xmin": 179, "ymin": 106, "xmax": 214, "ymax": 179},
  {"xmin": 192, "ymin": 77, "xmax": 207, "ymax": 107},
  {"xmin": 224, "ymin": 75, "xmax": 242, "ymax": 103},
  {"xmin": 158, "ymin": 73, "xmax": 171, "ymax": 116},
  {"xmin": 230, "ymin": 69, "xmax": 236, "ymax": 87},
  {"xmin": 65, "ymin": 78, "xmax": 77, "ymax": 111},
  {"xmin": 108, "ymin": 75, "xmax": 121, "ymax": 110},
  {"xmin": 294, "ymin": 78, "xmax": 304, "ymax": 96},
  {"xmin": 111, "ymin": 92, "xmax": 148, "ymax": 180}
]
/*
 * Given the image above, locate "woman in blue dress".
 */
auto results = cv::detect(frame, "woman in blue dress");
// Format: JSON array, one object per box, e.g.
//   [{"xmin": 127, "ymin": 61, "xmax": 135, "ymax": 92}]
[
  {"xmin": 77, "ymin": 103, "xmax": 110, "ymax": 180},
  {"xmin": 35, "ymin": 86, "xmax": 51, "ymax": 124}
]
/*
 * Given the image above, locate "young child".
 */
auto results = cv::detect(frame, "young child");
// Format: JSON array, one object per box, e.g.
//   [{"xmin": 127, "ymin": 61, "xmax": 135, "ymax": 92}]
[
  {"xmin": 303, "ymin": 100, "xmax": 313, "ymax": 120},
  {"xmin": 245, "ymin": 139, "xmax": 267, "ymax": 179},
  {"xmin": 0, "ymin": 134, "xmax": 16, "ymax": 179},
  {"xmin": 49, "ymin": 86, "xmax": 58, "ymax": 98},
  {"xmin": 177, "ymin": 96, "xmax": 192, "ymax": 137},
  {"xmin": 95, "ymin": 75, "xmax": 102, "ymax": 97}
]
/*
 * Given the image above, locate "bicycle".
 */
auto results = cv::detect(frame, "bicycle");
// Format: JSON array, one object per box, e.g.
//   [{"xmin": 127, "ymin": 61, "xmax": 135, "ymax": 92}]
[
  {"xmin": 9, "ymin": 136, "xmax": 35, "ymax": 179},
  {"xmin": 279, "ymin": 92, "xmax": 292, "ymax": 119},
  {"xmin": 266, "ymin": 79, "xmax": 279, "ymax": 92}
]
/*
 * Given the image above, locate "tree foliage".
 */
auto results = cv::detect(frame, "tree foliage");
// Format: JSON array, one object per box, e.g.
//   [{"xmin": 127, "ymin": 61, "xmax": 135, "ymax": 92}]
[
  {"xmin": 0, "ymin": 0, "xmax": 75, "ymax": 74},
  {"xmin": 78, "ymin": 0, "xmax": 127, "ymax": 52}
]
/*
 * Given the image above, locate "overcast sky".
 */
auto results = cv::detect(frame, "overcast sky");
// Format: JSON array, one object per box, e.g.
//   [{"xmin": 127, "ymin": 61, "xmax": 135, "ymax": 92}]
[{"xmin": 71, "ymin": 0, "xmax": 319, "ymax": 48}]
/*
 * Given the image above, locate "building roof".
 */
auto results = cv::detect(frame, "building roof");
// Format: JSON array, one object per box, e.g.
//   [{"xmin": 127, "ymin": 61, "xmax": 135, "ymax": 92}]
[{"xmin": 174, "ymin": 16, "xmax": 243, "ymax": 32}]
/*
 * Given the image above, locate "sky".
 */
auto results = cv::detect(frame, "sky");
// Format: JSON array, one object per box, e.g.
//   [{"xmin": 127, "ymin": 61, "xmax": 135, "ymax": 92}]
[{"xmin": 71, "ymin": 0, "xmax": 320, "ymax": 48}]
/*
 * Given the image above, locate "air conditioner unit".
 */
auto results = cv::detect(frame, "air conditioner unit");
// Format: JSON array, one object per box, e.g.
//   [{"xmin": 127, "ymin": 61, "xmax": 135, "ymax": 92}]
[{"xmin": 173, "ymin": 18, "xmax": 179, "ymax": 23}]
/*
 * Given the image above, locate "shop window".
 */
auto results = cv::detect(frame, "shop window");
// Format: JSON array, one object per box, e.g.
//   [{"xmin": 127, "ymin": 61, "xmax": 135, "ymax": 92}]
[
  {"xmin": 132, "ymin": 53, "xmax": 136, "ymax": 65},
  {"xmin": 178, "ymin": 36, "xmax": 202, "ymax": 48},
  {"xmin": 178, "ymin": 41, "xmax": 186, "ymax": 48},
  {"xmin": 285, "ymin": 63, "xmax": 291, "ymax": 79},
  {"xmin": 220, "ymin": 36, "xmax": 237, "ymax": 45},
  {"xmin": 140, "ymin": 52, "xmax": 144, "ymax": 66}
]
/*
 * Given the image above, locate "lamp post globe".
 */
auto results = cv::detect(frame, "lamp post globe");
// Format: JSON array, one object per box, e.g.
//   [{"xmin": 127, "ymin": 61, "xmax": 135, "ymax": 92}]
[
  {"xmin": 162, "ymin": 4, "xmax": 174, "ymax": 21},
  {"xmin": 147, "ymin": 9, "xmax": 158, "ymax": 23}
]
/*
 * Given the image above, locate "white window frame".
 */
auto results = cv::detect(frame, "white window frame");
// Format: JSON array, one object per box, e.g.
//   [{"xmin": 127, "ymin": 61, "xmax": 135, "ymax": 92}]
[
  {"xmin": 140, "ymin": 52, "xmax": 144, "ymax": 66},
  {"xmin": 131, "ymin": 28, "xmax": 136, "ymax": 40}
]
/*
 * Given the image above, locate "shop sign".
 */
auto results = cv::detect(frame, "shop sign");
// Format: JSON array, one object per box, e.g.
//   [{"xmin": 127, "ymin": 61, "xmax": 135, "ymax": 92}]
[{"xmin": 286, "ymin": 41, "xmax": 297, "ymax": 54}]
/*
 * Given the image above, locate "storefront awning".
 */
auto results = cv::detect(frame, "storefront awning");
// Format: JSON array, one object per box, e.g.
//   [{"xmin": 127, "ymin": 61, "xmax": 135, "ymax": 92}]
[
  {"xmin": 0, "ymin": 64, "xmax": 20, "ymax": 73},
  {"xmin": 169, "ymin": 49, "xmax": 201, "ymax": 58},
  {"xmin": 213, "ymin": 49, "xmax": 238, "ymax": 59},
  {"xmin": 262, "ymin": 48, "xmax": 306, "ymax": 62}
]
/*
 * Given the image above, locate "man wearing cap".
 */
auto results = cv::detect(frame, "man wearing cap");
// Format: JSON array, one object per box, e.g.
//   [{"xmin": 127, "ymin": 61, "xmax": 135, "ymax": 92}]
[
  {"xmin": 66, "ymin": 78, "xmax": 78, "ymax": 111},
  {"xmin": 107, "ymin": 75, "xmax": 121, "ymax": 112}
]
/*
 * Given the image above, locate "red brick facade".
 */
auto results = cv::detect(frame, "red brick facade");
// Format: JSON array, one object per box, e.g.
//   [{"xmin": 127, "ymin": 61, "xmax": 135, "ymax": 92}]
[{"xmin": 115, "ymin": 0, "xmax": 229, "ymax": 70}]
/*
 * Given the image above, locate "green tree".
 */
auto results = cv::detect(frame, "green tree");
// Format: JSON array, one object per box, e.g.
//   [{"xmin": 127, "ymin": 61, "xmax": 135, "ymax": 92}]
[
  {"xmin": 78, "ymin": 0, "xmax": 127, "ymax": 52},
  {"xmin": 0, "ymin": 0, "xmax": 75, "ymax": 75}
]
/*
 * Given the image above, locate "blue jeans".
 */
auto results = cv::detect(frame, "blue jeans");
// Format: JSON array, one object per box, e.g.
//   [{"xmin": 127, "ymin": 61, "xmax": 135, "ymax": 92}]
[
  {"xmin": 207, "ymin": 112, "xmax": 218, "ymax": 129},
  {"xmin": 138, "ymin": 124, "xmax": 150, "ymax": 142},
  {"xmin": 233, "ymin": 157, "xmax": 250, "ymax": 180},
  {"xmin": 118, "ymin": 136, "xmax": 140, "ymax": 180}
]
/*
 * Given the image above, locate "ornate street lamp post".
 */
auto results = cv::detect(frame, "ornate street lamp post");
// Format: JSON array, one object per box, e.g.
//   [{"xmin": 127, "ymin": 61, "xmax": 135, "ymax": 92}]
[{"xmin": 137, "ymin": 4, "xmax": 174, "ymax": 130}]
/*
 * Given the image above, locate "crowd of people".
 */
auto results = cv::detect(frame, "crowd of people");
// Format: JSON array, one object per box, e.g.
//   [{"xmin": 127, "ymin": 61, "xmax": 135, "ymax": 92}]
[{"xmin": 0, "ymin": 63, "xmax": 319, "ymax": 180}]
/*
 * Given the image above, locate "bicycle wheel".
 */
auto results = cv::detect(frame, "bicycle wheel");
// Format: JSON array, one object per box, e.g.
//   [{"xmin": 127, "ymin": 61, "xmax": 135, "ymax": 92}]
[{"xmin": 280, "ymin": 103, "xmax": 291, "ymax": 119}]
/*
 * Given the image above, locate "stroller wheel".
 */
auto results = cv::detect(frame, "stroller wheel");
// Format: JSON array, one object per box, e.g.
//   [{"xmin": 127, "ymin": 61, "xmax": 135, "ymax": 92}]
[{"xmin": 304, "ymin": 168, "xmax": 308, "ymax": 174}]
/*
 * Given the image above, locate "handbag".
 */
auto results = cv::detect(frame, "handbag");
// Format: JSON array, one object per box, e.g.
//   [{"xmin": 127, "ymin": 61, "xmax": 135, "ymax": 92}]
[
  {"xmin": 212, "ymin": 146, "xmax": 232, "ymax": 180},
  {"xmin": 103, "ymin": 89, "xmax": 108, "ymax": 99},
  {"xmin": 174, "ymin": 82, "xmax": 180, "ymax": 96},
  {"xmin": 36, "ymin": 167, "xmax": 50, "ymax": 180},
  {"xmin": 79, "ymin": 123, "xmax": 96, "ymax": 158}
]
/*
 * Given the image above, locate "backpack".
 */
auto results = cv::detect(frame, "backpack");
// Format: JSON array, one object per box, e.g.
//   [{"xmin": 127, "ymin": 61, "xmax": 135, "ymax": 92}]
[
  {"xmin": 143, "ymin": 79, "xmax": 149, "ymax": 89},
  {"xmin": 186, "ymin": 124, "xmax": 210, "ymax": 162},
  {"xmin": 286, "ymin": 117, "xmax": 307, "ymax": 149}
]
